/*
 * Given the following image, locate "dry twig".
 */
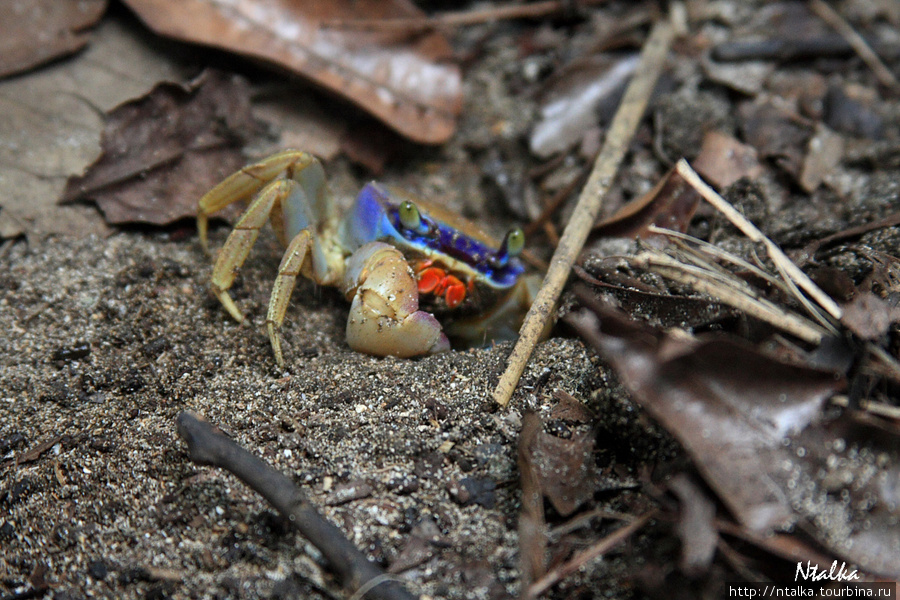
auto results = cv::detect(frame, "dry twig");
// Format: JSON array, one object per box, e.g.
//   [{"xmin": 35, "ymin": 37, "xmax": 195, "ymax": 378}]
[
  {"xmin": 675, "ymin": 159, "xmax": 843, "ymax": 322},
  {"xmin": 176, "ymin": 411, "xmax": 417, "ymax": 600},
  {"xmin": 526, "ymin": 510, "xmax": 657, "ymax": 598},
  {"xmin": 492, "ymin": 16, "xmax": 675, "ymax": 407},
  {"xmin": 808, "ymin": 0, "xmax": 900, "ymax": 91},
  {"xmin": 630, "ymin": 248, "xmax": 828, "ymax": 344},
  {"xmin": 831, "ymin": 394, "xmax": 900, "ymax": 421}
]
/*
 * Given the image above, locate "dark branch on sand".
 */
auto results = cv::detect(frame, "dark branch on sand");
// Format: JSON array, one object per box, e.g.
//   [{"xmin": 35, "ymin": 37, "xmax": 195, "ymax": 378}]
[{"xmin": 176, "ymin": 411, "xmax": 418, "ymax": 600}]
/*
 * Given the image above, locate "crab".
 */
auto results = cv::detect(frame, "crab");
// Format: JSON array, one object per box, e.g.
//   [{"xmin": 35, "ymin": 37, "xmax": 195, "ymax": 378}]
[{"xmin": 197, "ymin": 150, "xmax": 537, "ymax": 367}]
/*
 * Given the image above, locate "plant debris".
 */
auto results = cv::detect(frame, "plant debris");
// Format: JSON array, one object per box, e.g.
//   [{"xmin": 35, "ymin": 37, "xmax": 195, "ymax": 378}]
[
  {"xmin": 569, "ymin": 298, "xmax": 843, "ymax": 530},
  {"xmin": 120, "ymin": 0, "xmax": 462, "ymax": 143},
  {"xmin": 519, "ymin": 414, "xmax": 599, "ymax": 518},
  {"xmin": 0, "ymin": 0, "xmax": 108, "ymax": 79},
  {"xmin": 570, "ymin": 295, "xmax": 900, "ymax": 576},
  {"xmin": 692, "ymin": 131, "xmax": 764, "ymax": 190},
  {"xmin": 176, "ymin": 411, "xmax": 417, "ymax": 600},
  {"xmin": 61, "ymin": 70, "xmax": 263, "ymax": 225},
  {"xmin": 593, "ymin": 167, "xmax": 700, "ymax": 239}
]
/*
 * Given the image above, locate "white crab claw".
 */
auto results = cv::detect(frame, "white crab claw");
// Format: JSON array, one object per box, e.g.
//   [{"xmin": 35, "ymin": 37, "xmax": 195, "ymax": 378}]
[{"xmin": 342, "ymin": 242, "xmax": 450, "ymax": 357}]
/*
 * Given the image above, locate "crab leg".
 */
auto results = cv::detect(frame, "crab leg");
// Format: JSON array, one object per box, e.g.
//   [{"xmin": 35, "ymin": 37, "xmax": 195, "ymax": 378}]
[
  {"xmin": 342, "ymin": 242, "xmax": 450, "ymax": 358},
  {"xmin": 266, "ymin": 230, "xmax": 315, "ymax": 368},
  {"xmin": 197, "ymin": 150, "xmax": 317, "ymax": 254},
  {"xmin": 207, "ymin": 179, "xmax": 295, "ymax": 323}
]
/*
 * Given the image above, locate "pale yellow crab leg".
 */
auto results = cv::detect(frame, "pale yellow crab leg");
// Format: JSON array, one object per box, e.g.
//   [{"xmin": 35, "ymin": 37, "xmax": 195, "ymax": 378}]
[
  {"xmin": 197, "ymin": 150, "xmax": 317, "ymax": 254},
  {"xmin": 265, "ymin": 230, "xmax": 317, "ymax": 368},
  {"xmin": 341, "ymin": 242, "xmax": 450, "ymax": 358},
  {"xmin": 208, "ymin": 179, "xmax": 297, "ymax": 322}
]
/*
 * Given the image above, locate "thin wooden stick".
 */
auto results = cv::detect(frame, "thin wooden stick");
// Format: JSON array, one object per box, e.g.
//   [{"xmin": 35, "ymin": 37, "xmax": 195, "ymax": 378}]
[
  {"xmin": 631, "ymin": 250, "xmax": 827, "ymax": 344},
  {"xmin": 492, "ymin": 17, "xmax": 675, "ymax": 407},
  {"xmin": 808, "ymin": 0, "xmax": 900, "ymax": 91},
  {"xmin": 831, "ymin": 394, "xmax": 900, "ymax": 421}
]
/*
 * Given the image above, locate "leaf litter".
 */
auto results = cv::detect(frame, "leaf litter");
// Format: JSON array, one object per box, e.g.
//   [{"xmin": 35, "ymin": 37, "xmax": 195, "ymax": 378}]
[
  {"xmin": 0, "ymin": 14, "xmax": 186, "ymax": 240},
  {"xmin": 568, "ymin": 295, "xmax": 900, "ymax": 576},
  {"xmin": 119, "ymin": 0, "xmax": 462, "ymax": 144},
  {"xmin": 61, "ymin": 69, "xmax": 264, "ymax": 225},
  {"xmin": 0, "ymin": 0, "xmax": 108, "ymax": 79}
]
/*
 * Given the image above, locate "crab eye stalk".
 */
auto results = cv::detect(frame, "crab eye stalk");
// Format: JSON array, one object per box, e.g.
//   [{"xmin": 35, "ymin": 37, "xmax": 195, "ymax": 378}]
[
  {"xmin": 398, "ymin": 200, "xmax": 429, "ymax": 234},
  {"xmin": 493, "ymin": 227, "xmax": 525, "ymax": 268},
  {"xmin": 505, "ymin": 227, "xmax": 525, "ymax": 257}
]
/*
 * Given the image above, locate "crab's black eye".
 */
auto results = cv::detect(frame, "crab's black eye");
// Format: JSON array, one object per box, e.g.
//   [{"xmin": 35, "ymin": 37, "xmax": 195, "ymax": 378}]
[
  {"xmin": 493, "ymin": 227, "xmax": 525, "ymax": 267},
  {"xmin": 399, "ymin": 201, "xmax": 425, "ymax": 233}
]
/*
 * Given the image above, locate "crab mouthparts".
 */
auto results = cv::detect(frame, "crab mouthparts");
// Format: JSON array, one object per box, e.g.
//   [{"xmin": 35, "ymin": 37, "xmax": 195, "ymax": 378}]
[{"xmin": 416, "ymin": 263, "xmax": 469, "ymax": 308}]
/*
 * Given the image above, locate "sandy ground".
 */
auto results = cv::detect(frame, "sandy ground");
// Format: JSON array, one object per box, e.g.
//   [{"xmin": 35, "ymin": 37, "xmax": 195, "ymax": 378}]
[{"xmin": 1, "ymin": 231, "xmax": 639, "ymax": 599}]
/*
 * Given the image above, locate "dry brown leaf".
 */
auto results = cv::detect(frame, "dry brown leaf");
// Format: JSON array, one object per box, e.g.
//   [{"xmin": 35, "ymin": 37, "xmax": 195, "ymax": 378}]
[
  {"xmin": 702, "ymin": 57, "xmax": 772, "ymax": 96},
  {"xmin": 594, "ymin": 168, "xmax": 700, "ymax": 238},
  {"xmin": 550, "ymin": 390, "xmax": 595, "ymax": 424},
  {"xmin": 693, "ymin": 131, "xmax": 764, "ymax": 189},
  {"xmin": 791, "ymin": 416, "xmax": 900, "ymax": 577},
  {"xmin": 840, "ymin": 291, "xmax": 900, "ymax": 340},
  {"xmin": 799, "ymin": 123, "xmax": 844, "ymax": 192},
  {"xmin": 251, "ymin": 89, "xmax": 345, "ymax": 161},
  {"xmin": 61, "ymin": 70, "xmax": 263, "ymax": 225},
  {"xmin": 521, "ymin": 416, "xmax": 599, "ymax": 518},
  {"xmin": 569, "ymin": 299, "xmax": 842, "ymax": 533},
  {"xmin": 570, "ymin": 298, "xmax": 900, "ymax": 577},
  {"xmin": 0, "ymin": 0, "xmax": 108, "ymax": 79},
  {"xmin": 0, "ymin": 15, "xmax": 187, "ymax": 240},
  {"xmin": 740, "ymin": 100, "xmax": 814, "ymax": 180},
  {"xmin": 120, "ymin": 0, "xmax": 462, "ymax": 144}
]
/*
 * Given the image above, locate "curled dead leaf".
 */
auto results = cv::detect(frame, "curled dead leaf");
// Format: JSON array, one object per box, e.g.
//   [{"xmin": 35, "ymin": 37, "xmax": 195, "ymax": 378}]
[
  {"xmin": 693, "ymin": 131, "xmax": 764, "ymax": 189},
  {"xmin": 568, "ymin": 295, "xmax": 900, "ymax": 577},
  {"xmin": 120, "ymin": 0, "xmax": 462, "ymax": 144},
  {"xmin": 520, "ymin": 412, "xmax": 599, "ymax": 518},
  {"xmin": 567, "ymin": 293, "xmax": 844, "ymax": 532},
  {"xmin": 593, "ymin": 167, "xmax": 701, "ymax": 239}
]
